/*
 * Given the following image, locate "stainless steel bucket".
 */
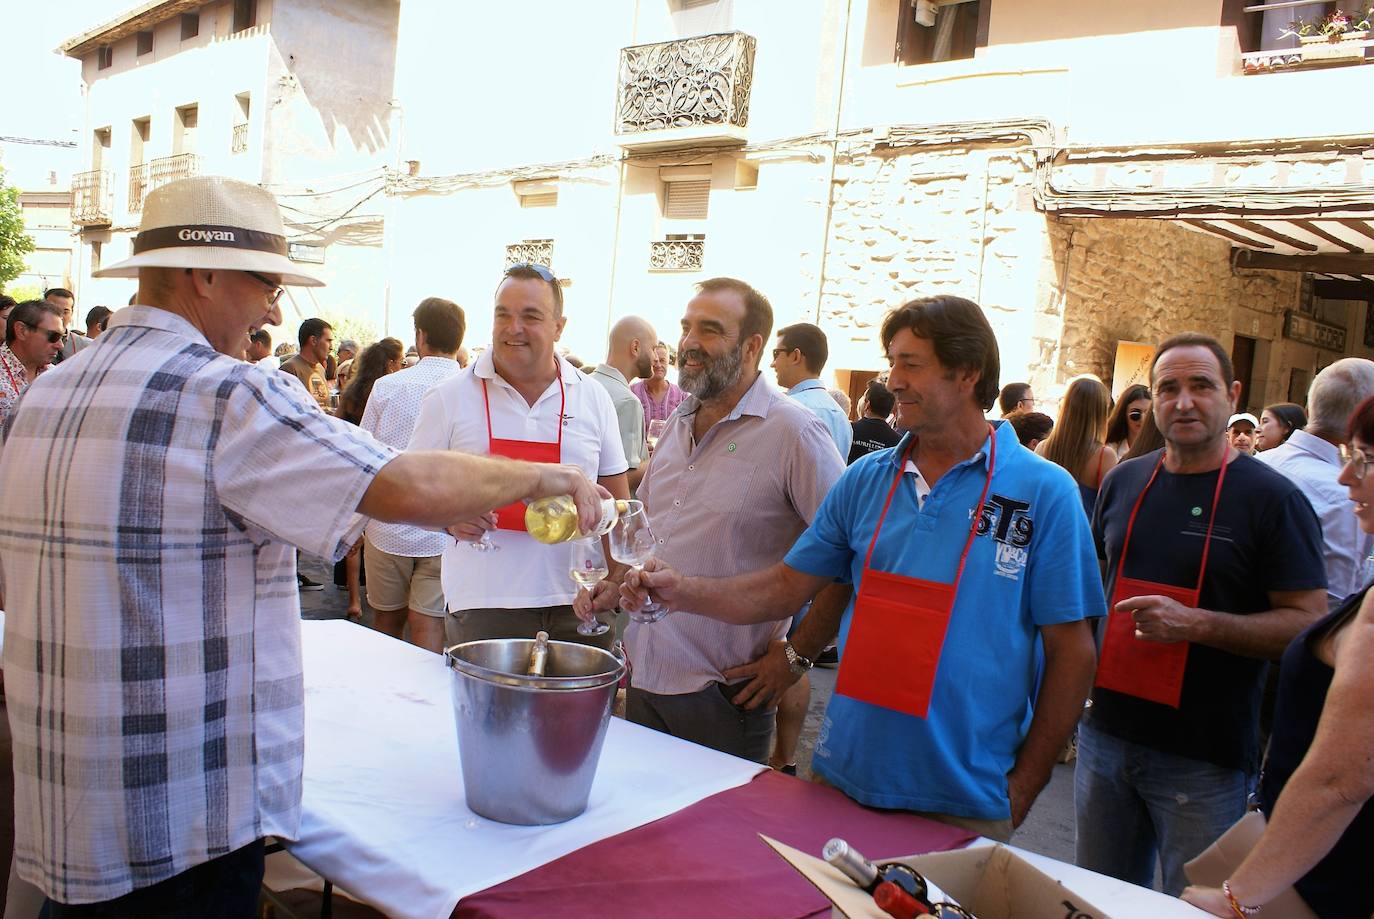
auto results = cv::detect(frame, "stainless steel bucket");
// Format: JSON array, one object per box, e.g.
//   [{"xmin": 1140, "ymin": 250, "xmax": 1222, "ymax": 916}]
[{"xmin": 445, "ymin": 638, "xmax": 625, "ymax": 825}]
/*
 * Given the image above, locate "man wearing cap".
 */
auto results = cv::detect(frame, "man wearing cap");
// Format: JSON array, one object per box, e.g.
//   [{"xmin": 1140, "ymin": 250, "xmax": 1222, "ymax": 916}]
[
  {"xmin": 1227, "ymin": 412, "xmax": 1259, "ymax": 455},
  {"xmin": 408, "ymin": 263, "xmax": 630, "ymax": 650},
  {"xmin": 0, "ymin": 176, "xmax": 606, "ymax": 914},
  {"xmin": 1075, "ymin": 332, "xmax": 1327, "ymax": 895}
]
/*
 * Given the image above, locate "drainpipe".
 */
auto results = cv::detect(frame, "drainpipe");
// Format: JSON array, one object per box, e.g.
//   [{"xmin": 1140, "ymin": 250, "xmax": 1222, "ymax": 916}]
[{"xmin": 813, "ymin": 0, "xmax": 854, "ymax": 325}]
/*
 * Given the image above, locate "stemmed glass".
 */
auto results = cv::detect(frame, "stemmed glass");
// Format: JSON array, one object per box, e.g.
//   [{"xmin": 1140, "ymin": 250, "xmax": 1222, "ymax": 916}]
[
  {"xmin": 646, "ymin": 419, "xmax": 667, "ymax": 452},
  {"xmin": 569, "ymin": 537, "xmax": 611, "ymax": 637},
  {"xmin": 609, "ymin": 504, "xmax": 669, "ymax": 623}
]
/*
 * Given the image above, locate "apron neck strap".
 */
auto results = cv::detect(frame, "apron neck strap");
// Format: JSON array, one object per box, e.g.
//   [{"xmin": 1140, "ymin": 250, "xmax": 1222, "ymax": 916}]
[
  {"xmin": 482, "ymin": 361, "xmax": 567, "ymax": 447},
  {"xmin": 1117, "ymin": 446, "xmax": 1232, "ymax": 595}
]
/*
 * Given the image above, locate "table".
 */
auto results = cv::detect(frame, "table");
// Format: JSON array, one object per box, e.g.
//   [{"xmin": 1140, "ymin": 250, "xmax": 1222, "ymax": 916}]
[{"xmin": 291, "ymin": 621, "xmax": 1207, "ymax": 919}]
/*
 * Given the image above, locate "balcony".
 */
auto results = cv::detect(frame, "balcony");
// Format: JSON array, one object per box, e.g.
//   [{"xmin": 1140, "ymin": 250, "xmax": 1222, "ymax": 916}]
[
  {"xmin": 128, "ymin": 164, "xmax": 149, "ymax": 214},
  {"xmin": 71, "ymin": 169, "xmax": 113, "ymax": 226},
  {"xmin": 150, "ymin": 153, "xmax": 201, "ymax": 190},
  {"xmin": 232, "ymin": 123, "xmax": 249, "ymax": 155},
  {"xmin": 649, "ymin": 235, "xmax": 705, "ymax": 271},
  {"xmin": 616, "ymin": 31, "xmax": 756, "ymax": 152}
]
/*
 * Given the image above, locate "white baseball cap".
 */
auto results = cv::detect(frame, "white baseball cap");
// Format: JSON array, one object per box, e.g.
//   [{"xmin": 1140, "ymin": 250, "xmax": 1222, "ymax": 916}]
[{"xmin": 1227, "ymin": 412, "xmax": 1259, "ymax": 430}]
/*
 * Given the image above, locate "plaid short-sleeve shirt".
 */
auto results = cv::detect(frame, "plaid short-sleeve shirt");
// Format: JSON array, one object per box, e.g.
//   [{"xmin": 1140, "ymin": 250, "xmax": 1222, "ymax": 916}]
[{"xmin": 0, "ymin": 307, "xmax": 396, "ymax": 903}]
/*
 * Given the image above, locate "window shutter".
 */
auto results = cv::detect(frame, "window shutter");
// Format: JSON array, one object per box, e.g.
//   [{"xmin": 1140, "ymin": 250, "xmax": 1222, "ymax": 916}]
[{"xmin": 664, "ymin": 179, "xmax": 710, "ymax": 219}]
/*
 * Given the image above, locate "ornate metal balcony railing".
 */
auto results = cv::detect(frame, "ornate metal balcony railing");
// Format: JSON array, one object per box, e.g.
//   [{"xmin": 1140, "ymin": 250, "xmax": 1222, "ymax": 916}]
[
  {"xmin": 231, "ymin": 123, "xmax": 249, "ymax": 154},
  {"xmin": 505, "ymin": 239, "xmax": 554, "ymax": 269},
  {"xmin": 71, "ymin": 169, "xmax": 113, "ymax": 226},
  {"xmin": 149, "ymin": 153, "xmax": 202, "ymax": 191},
  {"xmin": 616, "ymin": 31, "xmax": 756, "ymax": 137},
  {"xmin": 128, "ymin": 164, "xmax": 149, "ymax": 214},
  {"xmin": 649, "ymin": 236, "xmax": 705, "ymax": 271}
]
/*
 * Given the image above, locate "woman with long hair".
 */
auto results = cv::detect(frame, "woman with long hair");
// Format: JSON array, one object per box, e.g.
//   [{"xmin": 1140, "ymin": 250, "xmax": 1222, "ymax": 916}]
[
  {"xmin": 333, "ymin": 337, "xmax": 403, "ymax": 617},
  {"xmin": 1105, "ymin": 383, "xmax": 1151, "ymax": 458},
  {"xmin": 338, "ymin": 338, "xmax": 404, "ymax": 426},
  {"xmin": 1123, "ymin": 405, "xmax": 1166, "ymax": 460},
  {"xmin": 1037, "ymin": 375, "xmax": 1118, "ymax": 518},
  {"xmin": 1257, "ymin": 402, "xmax": 1307, "ymax": 452}
]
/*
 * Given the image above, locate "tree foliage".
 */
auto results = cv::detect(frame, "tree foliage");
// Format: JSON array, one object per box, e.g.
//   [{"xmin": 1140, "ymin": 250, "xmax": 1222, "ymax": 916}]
[{"xmin": 0, "ymin": 167, "xmax": 36, "ymax": 289}]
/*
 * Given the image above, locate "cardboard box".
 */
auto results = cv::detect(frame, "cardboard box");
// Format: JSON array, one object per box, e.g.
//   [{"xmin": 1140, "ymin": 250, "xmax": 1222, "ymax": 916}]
[{"xmin": 762, "ymin": 835, "xmax": 1109, "ymax": 919}]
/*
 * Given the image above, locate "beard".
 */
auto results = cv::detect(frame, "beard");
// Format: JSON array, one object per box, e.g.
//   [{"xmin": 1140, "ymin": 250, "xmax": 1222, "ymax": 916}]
[
  {"xmin": 679, "ymin": 344, "xmax": 744, "ymax": 401},
  {"xmin": 635, "ymin": 351, "xmax": 654, "ymax": 380}
]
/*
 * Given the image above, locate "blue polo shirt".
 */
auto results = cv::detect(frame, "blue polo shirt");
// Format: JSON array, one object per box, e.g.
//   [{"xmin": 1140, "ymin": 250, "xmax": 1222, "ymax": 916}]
[
  {"xmin": 787, "ymin": 379, "xmax": 852, "ymax": 460},
  {"xmin": 785, "ymin": 421, "xmax": 1105, "ymax": 820}
]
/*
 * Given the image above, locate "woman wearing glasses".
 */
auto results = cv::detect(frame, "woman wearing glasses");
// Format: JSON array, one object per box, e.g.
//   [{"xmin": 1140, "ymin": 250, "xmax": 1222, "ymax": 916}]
[
  {"xmin": 1105, "ymin": 383, "xmax": 1151, "ymax": 459},
  {"xmin": 1182, "ymin": 396, "xmax": 1374, "ymax": 919},
  {"xmin": 1256, "ymin": 402, "xmax": 1307, "ymax": 452}
]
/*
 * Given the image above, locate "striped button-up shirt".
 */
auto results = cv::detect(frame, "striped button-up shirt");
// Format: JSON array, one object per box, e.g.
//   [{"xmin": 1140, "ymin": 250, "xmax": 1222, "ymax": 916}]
[
  {"xmin": 0, "ymin": 343, "xmax": 30, "ymax": 428},
  {"xmin": 626, "ymin": 372, "xmax": 845, "ymax": 694},
  {"xmin": 0, "ymin": 306, "xmax": 396, "ymax": 903}
]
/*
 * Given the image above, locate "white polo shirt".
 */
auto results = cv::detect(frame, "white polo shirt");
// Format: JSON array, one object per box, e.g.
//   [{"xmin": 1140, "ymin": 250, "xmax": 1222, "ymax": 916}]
[{"xmin": 407, "ymin": 349, "xmax": 628, "ymax": 611}]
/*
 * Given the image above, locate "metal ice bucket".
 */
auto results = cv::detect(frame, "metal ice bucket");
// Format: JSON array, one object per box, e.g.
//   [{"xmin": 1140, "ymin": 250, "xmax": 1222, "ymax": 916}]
[{"xmin": 445, "ymin": 638, "xmax": 625, "ymax": 825}]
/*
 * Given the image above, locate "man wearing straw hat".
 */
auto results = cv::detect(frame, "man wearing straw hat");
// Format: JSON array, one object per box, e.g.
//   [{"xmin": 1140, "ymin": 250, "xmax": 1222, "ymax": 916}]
[{"xmin": 0, "ymin": 175, "xmax": 605, "ymax": 915}]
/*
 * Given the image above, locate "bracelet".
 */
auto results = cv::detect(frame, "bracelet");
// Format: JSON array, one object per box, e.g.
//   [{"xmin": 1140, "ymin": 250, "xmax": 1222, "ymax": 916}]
[{"xmin": 1223, "ymin": 880, "xmax": 1260, "ymax": 917}]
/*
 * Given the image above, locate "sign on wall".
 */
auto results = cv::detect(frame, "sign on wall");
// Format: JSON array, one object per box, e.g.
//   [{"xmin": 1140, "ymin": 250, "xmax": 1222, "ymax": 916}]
[
  {"xmin": 1111, "ymin": 341, "xmax": 1155, "ymax": 400},
  {"xmin": 1283, "ymin": 310, "xmax": 1346, "ymax": 352}
]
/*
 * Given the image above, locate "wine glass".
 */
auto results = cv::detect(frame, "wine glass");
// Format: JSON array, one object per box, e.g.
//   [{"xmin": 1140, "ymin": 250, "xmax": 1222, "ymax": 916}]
[
  {"xmin": 646, "ymin": 419, "xmax": 667, "ymax": 452},
  {"xmin": 609, "ymin": 504, "xmax": 669, "ymax": 623},
  {"xmin": 469, "ymin": 531, "xmax": 500, "ymax": 552},
  {"xmin": 569, "ymin": 537, "xmax": 611, "ymax": 637}
]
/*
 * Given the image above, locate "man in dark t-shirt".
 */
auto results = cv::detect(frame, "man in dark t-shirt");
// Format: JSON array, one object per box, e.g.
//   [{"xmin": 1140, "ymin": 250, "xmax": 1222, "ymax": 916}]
[
  {"xmin": 847, "ymin": 378, "xmax": 901, "ymax": 464},
  {"xmin": 1074, "ymin": 333, "xmax": 1327, "ymax": 897}
]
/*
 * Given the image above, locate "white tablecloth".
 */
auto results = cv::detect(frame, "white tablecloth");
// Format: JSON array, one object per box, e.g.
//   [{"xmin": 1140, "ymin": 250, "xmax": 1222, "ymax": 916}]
[{"xmin": 288, "ymin": 620, "xmax": 765, "ymax": 919}]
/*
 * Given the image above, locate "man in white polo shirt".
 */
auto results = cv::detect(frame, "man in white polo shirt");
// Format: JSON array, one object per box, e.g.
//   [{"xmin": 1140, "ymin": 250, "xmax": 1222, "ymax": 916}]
[{"xmin": 409, "ymin": 264, "xmax": 629, "ymax": 649}]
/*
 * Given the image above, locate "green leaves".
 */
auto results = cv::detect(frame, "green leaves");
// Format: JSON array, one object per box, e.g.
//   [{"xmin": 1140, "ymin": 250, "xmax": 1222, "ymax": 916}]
[{"xmin": 0, "ymin": 167, "xmax": 36, "ymax": 290}]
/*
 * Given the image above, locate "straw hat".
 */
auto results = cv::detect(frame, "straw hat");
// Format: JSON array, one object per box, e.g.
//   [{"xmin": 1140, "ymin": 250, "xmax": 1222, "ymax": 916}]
[{"xmin": 95, "ymin": 175, "xmax": 324, "ymax": 286}]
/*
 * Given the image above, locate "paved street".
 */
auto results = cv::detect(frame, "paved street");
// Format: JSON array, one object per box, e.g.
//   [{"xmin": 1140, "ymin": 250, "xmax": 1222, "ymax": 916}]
[{"xmin": 298, "ymin": 555, "xmax": 1077, "ymax": 865}]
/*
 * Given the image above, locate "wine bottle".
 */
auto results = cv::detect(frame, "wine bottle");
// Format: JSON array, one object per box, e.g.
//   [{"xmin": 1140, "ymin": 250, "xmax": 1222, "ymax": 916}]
[
  {"xmin": 823, "ymin": 839, "xmax": 930, "ymax": 905},
  {"xmin": 526, "ymin": 631, "xmax": 550, "ymax": 676},
  {"xmin": 525, "ymin": 496, "xmax": 637, "ymax": 544},
  {"xmin": 874, "ymin": 881, "xmax": 928, "ymax": 919}
]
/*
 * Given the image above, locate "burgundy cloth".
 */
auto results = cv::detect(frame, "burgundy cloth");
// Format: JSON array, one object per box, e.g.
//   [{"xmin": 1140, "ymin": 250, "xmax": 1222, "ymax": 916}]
[{"xmin": 456, "ymin": 769, "xmax": 976, "ymax": 918}]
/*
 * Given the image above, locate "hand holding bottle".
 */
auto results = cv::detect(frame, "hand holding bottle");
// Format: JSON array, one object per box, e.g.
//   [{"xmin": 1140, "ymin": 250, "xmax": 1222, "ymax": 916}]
[{"xmin": 530, "ymin": 464, "xmax": 610, "ymax": 536}]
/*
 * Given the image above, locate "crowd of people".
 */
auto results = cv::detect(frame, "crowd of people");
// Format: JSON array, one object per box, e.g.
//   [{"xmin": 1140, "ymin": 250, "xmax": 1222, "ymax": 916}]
[{"xmin": 0, "ymin": 173, "xmax": 1372, "ymax": 919}]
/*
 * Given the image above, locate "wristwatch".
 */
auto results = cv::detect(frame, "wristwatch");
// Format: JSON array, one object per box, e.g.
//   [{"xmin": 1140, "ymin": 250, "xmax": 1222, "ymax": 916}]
[{"xmin": 783, "ymin": 640, "xmax": 814, "ymax": 677}]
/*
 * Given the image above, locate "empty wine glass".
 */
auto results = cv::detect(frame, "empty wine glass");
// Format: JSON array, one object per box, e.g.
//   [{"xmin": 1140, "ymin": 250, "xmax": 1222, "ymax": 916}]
[
  {"xmin": 569, "ymin": 537, "xmax": 611, "ymax": 637},
  {"xmin": 609, "ymin": 504, "xmax": 669, "ymax": 623},
  {"xmin": 646, "ymin": 419, "xmax": 667, "ymax": 452}
]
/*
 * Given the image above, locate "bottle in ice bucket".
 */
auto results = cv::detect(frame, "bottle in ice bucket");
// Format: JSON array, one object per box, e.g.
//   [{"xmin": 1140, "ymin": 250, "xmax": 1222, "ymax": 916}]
[{"xmin": 525, "ymin": 496, "xmax": 639, "ymax": 544}]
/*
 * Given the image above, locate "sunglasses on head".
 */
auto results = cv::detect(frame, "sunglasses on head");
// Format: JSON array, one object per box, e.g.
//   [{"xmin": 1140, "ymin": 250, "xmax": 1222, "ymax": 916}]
[
  {"xmin": 505, "ymin": 262, "xmax": 556, "ymax": 283},
  {"xmin": 21, "ymin": 321, "xmax": 63, "ymax": 344}
]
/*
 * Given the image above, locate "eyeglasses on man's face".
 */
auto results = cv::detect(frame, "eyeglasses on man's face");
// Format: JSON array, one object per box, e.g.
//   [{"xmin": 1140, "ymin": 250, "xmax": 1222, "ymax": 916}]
[
  {"xmin": 244, "ymin": 271, "xmax": 285, "ymax": 305},
  {"xmin": 772, "ymin": 347, "xmax": 798, "ymax": 360},
  {"xmin": 20, "ymin": 321, "xmax": 63, "ymax": 344},
  {"xmin": 1340, "ymin": 444, "xmax": 1373, "ymax": 481}
]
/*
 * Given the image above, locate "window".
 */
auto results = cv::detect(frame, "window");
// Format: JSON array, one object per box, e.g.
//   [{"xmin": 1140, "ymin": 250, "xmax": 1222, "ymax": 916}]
[
  {"xmin": 671, "ymin": 0, "xmax": 733, "ymax": 37},
  {"xmin": 97, "ymin": 45, "xmax": 113, "ymax": 70},
  {"xmin": 514, "ymin": 179, "xmax": 558, "ymax": 208},
  {"xmin": 174, "ymin": 105, "xmax": 198, "ymax": 155},
  {"xmin": 896, "ymin": 0, "xmax": 986, "ymax": 66},
  {"xmin": 90, "ymin": 241, "xmax": 102, "ymax": 273},
  {"xmin": 232, "ymin": 93, "xmax": 251, "ymax": 155},
  {"xmin": 181, "ymin": 13, "xmax": 200, "ymax": 40},
  {"xmin": 136, "ymin": 31, "xmax": 153, "ymax": 55},
  {"xmin": 131, "ymin": 117, "xmax": 150, "ymax": 166},
  {"xmin": 93, "ymin": 127, "xmax": 111, "ymax": 171},
  {"xmin": 233, "ymin": 0, "xmax": 257, "ymax": 32},
  {"xmin": 663, "ymin": 178, "xmax": 711, "ymax": 219}
]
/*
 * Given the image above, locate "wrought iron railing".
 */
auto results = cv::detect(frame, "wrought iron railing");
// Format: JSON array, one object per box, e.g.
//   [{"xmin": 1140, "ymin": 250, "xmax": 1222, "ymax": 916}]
[
  {"xmin": 149, "ymin": 153, "xmax": 202, "ymax": 190},
  {"xmin": 128, "ymin": 164, "xmax": 149, "ymax": 214},
  {"xmin": 231, "ymin": 123, "xmax": 249, "ymax": 154},
  {"xmin": 616, "ymin": 31, "xmax": 756, "ymax": 135},
  {"xmin": 649, "ymin": 236, "xmax": 705, "ymax": 271},
  {"xmin": 505, "ymin": 240, "xmax": 554, "ymax": 269},
  {"xmin": 71, "ymin": 169, "xmax": 113, "ymax": 225}
]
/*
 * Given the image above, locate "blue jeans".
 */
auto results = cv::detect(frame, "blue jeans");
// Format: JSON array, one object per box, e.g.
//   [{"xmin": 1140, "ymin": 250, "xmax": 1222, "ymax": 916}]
[{"xmin": 1074, "ymin": 723, "xmax": 1248, "ymax": 896}]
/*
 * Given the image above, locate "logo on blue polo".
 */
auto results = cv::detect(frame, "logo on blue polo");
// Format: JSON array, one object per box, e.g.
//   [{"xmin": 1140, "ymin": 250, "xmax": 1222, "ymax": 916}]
[{"xmin": 977, "ymin": 493, "xmax": 1033, "ymax": 580}]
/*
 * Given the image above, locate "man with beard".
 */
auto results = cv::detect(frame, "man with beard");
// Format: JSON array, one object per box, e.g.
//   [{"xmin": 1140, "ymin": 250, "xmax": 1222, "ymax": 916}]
[
  {"xmin": 590, "ymin": 316, "xmax": 657, "ymax": 491},
  {"xmin": 576, "ymin": 277, "xmax": 846, "ymax": 762},
  {"xmin": 623, "ymin": 295, "xmax": 1102, "ymax": 838}
]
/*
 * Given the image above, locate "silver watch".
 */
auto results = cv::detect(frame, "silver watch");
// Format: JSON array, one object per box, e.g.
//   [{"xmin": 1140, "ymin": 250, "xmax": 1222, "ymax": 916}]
[{"xmin": 784, "ymin": 640, "xmax": 814, "ymax": 676}]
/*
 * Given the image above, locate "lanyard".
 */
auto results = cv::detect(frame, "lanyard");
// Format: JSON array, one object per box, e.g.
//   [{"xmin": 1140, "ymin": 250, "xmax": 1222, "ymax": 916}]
[
  {"xmin": 481, "ymin": 364, "xmax": 566, "ymax": 448},
  {"xmin": 2, "ymin": 355, "xmax": 25, "ymax": 396},
  {"xmin": 863, "ymin": 423, "xmax": 997, "ymax": 580},
  {"xmin": 1117, "ymin": 447, "xmax": 1231, "ymax": 595}
]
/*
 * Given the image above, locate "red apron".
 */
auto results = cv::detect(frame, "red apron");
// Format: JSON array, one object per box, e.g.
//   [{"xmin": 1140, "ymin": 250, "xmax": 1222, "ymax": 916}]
[
  {"xmin": 835, "ymin": 425, "xmax": 997, "ymax": 718},
  {"xmin": 481, "ymin": 371, "xmax": 565, "ymax": 532},
  {"xmin": 1093, "ymin": 449, "xmax": 1229, "ymax": 708}
]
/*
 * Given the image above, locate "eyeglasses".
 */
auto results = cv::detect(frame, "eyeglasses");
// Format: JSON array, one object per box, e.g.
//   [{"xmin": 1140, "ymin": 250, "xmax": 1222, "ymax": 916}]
[
  {"xmin": 20, "ymin": 321, "xmax": 63, "ymax": 344},
  {"xmin": 1128, "ymin": 409, "xmax": 1145, "ymax": 422},
  {"xmin": 504, "ymin": 262, "xmax": 556, "ymax": 283},
  {"xmin": 245, "ymin": 271, "xmax": 285, "ymax": 305},
  {"xmin": 1017, "ymin": 398, "xmax": 1035, "ymax": 408},
  {"xmin": 1340, "ymin": 444, "xmax": 1371, "ymax": 481},
  {"xmin": 771, "ymin": 347, "xmax": 797, "ymax": 359}
]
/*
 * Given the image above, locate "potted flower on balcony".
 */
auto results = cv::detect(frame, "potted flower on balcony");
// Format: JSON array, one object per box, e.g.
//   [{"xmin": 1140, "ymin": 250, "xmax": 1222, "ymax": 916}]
[{"xmin": 1282, "ymin": 7, "xmax": 1373, "ymax": 61}]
